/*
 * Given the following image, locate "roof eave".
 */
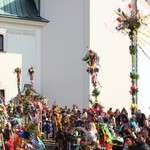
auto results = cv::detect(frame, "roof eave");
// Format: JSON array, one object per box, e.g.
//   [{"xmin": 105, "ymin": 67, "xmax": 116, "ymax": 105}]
[{"xmin": 0, "ymin": 16, "xmax": 49, "ymax": 27}]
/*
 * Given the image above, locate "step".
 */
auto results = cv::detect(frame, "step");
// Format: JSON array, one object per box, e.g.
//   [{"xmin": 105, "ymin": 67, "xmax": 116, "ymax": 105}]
[{"xmin": 43, "ymin": 139, "xmax": 58, "ymax": 147}]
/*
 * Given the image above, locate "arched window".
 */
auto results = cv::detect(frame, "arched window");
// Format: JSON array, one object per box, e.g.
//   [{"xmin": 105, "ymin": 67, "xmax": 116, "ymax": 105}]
[{"xmin": 0, "ymin": 34, "xmax": 4, "ymax": 51}]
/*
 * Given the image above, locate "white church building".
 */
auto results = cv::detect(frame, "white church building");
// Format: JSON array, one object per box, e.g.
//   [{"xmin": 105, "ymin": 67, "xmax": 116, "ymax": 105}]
[{"xmin": 0, "ymin": 0, "xmax": 149, "ymax": 115}]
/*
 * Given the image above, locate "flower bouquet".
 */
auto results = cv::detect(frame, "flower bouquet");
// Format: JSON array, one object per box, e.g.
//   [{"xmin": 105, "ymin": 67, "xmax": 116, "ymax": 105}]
[{"xmin": 116, "ymin": 3, "xmax": 149, "ymax": 38}]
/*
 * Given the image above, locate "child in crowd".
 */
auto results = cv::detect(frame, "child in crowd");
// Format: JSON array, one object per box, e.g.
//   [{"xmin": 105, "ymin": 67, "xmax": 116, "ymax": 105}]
[{"xmin": 43, "ymin": 118, "xmax": 53, "ymax": 139}]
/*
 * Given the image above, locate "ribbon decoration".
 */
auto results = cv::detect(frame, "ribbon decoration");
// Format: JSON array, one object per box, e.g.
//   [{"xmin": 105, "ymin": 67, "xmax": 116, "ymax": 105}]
[{"xmin": 14, "ymin": 67, "xmax": 21, "ymax": 103}]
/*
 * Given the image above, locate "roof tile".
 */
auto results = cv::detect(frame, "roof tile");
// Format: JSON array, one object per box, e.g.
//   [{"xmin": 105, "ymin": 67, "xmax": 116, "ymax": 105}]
[{"xmin": 0, "ymin": 0, "xmax": 48, "ymax": 22}]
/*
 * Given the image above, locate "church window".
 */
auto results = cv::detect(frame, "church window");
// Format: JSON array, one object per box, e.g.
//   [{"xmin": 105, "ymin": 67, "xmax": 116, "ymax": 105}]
[{"xmin": 0, "ymin": 34, "xmax": 4, "ymax": 51}]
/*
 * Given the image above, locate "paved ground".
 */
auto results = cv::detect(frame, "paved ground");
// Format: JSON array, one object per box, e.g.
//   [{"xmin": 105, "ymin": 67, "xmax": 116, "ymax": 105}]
[{"xmin": 43, "ymin": 138, "xmax": 58, "ymax": 150}]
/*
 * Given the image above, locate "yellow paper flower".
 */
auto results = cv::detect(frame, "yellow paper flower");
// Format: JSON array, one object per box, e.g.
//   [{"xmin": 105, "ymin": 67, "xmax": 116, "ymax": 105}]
[{"xmin": 131, "ymin": 103, "xmax": 137, "ymax": 109}]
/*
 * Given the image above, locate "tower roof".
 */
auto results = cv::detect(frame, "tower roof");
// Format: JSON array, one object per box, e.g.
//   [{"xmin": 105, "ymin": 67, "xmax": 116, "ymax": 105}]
[{"xmin": 0, "ymin": 0, "xmax": 48, "ymax": 22}]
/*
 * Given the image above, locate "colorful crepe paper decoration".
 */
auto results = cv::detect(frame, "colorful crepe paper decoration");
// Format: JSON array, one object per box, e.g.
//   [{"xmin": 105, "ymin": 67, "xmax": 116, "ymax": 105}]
[
  {"xmin": 28, "ymin": 66, "xmax": 35, "ymax": 95},
  {"xmin": 14, "ymin": 67, "xmax": 21, "ymax": 103},
  {"xmin": 83, "ymin": 49, "xmax": 101, "ymax": 102},
  {"xmin": 13, "ymin": 67, "xmax": 47, "ymax": 149}
]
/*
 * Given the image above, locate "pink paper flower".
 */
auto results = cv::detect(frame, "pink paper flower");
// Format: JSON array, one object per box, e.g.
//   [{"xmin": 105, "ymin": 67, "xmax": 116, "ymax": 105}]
[{"xmin": 130, "ymin": 85, "xmax": 137, "ymax": 91}]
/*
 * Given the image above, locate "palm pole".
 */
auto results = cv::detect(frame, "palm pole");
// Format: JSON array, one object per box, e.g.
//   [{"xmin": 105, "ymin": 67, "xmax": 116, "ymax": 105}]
[
  {"xmin": 115, "ymin": 1, "xmax": 144, "ymax": 115},
  {"xmin": 14, "ymin": 67, "xmax": 21, "ymax": 104},
  {"xmin": 28, "ymin": 66, "xmax": 35, "ymax": 99},
  {"xmin": 129, "ymin": 0, "xmax": 139, "ymax": 115}
]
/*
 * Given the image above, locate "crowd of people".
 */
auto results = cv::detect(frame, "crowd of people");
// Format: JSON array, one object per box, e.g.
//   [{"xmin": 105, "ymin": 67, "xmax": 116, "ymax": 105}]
[
  {"xmin": 42, "ymin": 102, "xmax": 150, "ymax": 150},
  {"xmin": 0, "ymin": 94, "xmax": 149, "ymax": 150},
  {"xmin": 0, "ymin": 95, "xmax": 47, "ymax": 150}
]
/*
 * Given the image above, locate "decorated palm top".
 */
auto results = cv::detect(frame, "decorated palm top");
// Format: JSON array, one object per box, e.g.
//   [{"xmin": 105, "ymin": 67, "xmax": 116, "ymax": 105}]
[
  {"xmin": 83, "ymin": 49, "xmax": 101, "ymax": 102},
  {"xmin": 116, "ymin": 3, "xmax": 149, "ymax": 38}
]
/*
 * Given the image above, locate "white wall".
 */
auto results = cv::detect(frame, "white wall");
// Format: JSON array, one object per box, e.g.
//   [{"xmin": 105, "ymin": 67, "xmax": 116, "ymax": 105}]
[
  {"xmin": 41, "ymin": 0, "xmax": 90, "ymax": 109},
  {"xmin": 137, "ymin": 0, "xmax": 150, "ymax": 116},
  {"xmin": 90, "ymin": 0, "xmax": 132, "ymax": 113},
  {"xmin": 89, "ymin": 0, "xmax": 150, "ymax": 116},
  {"xmin": 0, "ymin": 53, "xmax": 21, "ymax": 104},
  {"xmin": 41, "ymin": 0, "xmax": 132, "ymax": 112},
  {"xmin": 0, "ymin": 22, "xmax": 42, "ymax": 103},
  {"xmin": 41, "ymin": 0, "xmax": 150, "ymax": 116}
]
